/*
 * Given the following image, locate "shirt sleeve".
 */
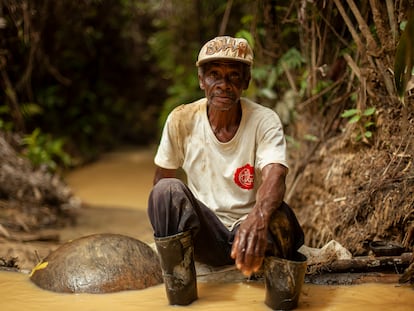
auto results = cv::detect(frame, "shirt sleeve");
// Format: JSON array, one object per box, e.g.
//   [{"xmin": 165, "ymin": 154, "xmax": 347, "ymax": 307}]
[
  {"xmin": 255, "ymin": 109, "xmax": 289, "ymax": 170},
  {"xmin": 154, "ymin": 111, "xmax": 184, "ymax": 169}
]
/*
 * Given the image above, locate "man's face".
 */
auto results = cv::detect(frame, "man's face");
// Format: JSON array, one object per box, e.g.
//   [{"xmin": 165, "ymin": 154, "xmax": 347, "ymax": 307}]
[{"xmin": 199, "ymin": 61, "xmax": 250, "ymax": 111}]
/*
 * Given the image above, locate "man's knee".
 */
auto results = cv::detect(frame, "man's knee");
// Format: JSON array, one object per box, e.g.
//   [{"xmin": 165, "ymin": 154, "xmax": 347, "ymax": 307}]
[
  {"xmin": 148, "ymin": 178, "xmax": 199, "ymax": 236},
  {"xmin": 152, "ymin": 178, "xmax": 185, "ymax": 196},
  {"xmin": 148, "ymin": 178, "xmax": 190, "ymax": 216},
  {"xmin": 268, "ymin": 202, "xmax": 304, "ymax": 258},
  {"xmin": 149, "ymin": 178, "xmax": 186, "ymax": 205}
]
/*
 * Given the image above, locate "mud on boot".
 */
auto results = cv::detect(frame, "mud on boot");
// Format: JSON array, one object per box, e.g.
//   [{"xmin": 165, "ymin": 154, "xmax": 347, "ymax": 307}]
[{"xmin": 155, "ymin": 230, "xmax": 198, "ymax": 305}]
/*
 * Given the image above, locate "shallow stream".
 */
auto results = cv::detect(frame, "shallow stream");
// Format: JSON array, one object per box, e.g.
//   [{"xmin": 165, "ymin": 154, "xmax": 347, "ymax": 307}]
[{"xmin": 1, "ymin": 148, "xmax": 413, "ymax": 310}]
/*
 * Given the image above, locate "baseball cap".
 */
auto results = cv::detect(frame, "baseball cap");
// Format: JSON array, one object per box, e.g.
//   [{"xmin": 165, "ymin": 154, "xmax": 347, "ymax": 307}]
[{"xmin": 196, "ymin": 36, "xmax": 253, "ymax": 67}]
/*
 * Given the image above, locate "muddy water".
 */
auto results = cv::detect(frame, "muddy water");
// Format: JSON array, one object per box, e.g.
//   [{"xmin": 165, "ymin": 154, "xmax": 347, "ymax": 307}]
[
  {"xmin": 1, "ymin": 148, "xmax": 414, "ymax": 310},
  {"xmin": 65, "ymin": 147, "xmax": 156, "ymax": 209}
]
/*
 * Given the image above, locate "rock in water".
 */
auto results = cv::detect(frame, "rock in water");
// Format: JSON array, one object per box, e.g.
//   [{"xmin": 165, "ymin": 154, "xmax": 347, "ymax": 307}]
[{"xmin": 30, "ymin": 233, "xmax": 163, "ymax": 293}]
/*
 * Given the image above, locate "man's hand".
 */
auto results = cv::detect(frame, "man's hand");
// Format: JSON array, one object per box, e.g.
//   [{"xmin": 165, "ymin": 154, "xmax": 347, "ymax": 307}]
[
  {"xmin": 231, "ymin": 163, "xmax": 287, "ymax": 276},
  {"xmin": 231, "ymin": 207, "xmax": 268, "ymax": 276}
]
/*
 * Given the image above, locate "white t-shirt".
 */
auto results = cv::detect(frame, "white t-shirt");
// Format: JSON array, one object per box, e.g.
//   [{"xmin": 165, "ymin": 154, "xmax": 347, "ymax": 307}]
[{"xmin": 154, "ymin": 97, "xmax": 288, "ymax": 229}]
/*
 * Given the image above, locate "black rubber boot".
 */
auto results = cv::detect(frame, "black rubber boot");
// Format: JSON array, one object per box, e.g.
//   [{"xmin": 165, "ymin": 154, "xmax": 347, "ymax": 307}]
[{"xmin": 155, "ymin": 231, "xmax": 198, "ymax": 305}]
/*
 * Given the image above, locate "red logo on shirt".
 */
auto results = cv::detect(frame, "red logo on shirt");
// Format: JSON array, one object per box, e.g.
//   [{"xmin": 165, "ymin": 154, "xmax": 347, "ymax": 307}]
[{"xmin": 234, "ymin": 164, "xmax": 254, "ymax": 190}]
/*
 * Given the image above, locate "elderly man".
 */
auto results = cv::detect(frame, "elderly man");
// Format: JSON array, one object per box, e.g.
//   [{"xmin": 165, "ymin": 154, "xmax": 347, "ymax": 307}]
[{"xmin": 148, "ymin": 36, "xmax": 304, "ymax": 306}]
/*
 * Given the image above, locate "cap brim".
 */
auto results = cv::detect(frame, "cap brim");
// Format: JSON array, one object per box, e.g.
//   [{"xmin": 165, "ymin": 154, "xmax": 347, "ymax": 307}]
[{"xmin": 196, "ymin": 56, "xmax": 252, "ymax": 67}]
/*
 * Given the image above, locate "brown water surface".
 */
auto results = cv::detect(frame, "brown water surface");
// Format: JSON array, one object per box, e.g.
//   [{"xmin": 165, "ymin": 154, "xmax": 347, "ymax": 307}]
[
  {"xmin": 65, "ymin": 147, "xmax": 156, "ymax": 209},
  {"xmin": 1, "ymin": 148, "xmax": 413, "ymax": 310}
]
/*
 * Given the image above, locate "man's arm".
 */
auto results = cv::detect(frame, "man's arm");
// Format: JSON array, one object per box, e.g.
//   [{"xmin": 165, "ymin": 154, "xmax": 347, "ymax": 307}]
[
  {"xmin": 231, "ymin": 163, "xmax": 287, "ymax": 276},
  {"xmin": 153, "ymin": 166, "xmax": 178, "ymax": 185}
]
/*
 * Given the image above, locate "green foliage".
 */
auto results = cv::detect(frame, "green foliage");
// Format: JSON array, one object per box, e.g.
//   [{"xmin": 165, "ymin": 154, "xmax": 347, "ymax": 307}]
[
  {"xmin": 21, "ymin": 128, "xmax": 72, "ymax": 172},
  {"xmin": 252, "ymin": 48, "xmax": 306, "ymax": 101},
  {"xmin": 148, "ymin": 0, "xmax": 255, "ymax": 132},
  {"xmin": 1, "ymin": 0, "xmax": 166, "ymax": 162},
  {"xmin": 276, "ymin": 48, "xmax": 305, "ymax": 77},
  {"xmin": 303, "ymin": 134, "xmax": 319, "ymax": 142},
  {"xmin": 0, "ymin": 119, "xmax": 13, "ymax": 131},
  {"xmin": 235, "ymin": 29, "xmax": 254, "ymax": 48},
  {"xmin": 285, "ymin": 135, "xmax": 300, "ymax": 150},
  {"xmin": 148, "ymin": 28, "xmax": 203, "ymax": 129},
  {"xmin": 21, "ymin": 102, "xmax": 43, "ymax": 118},
  {"xmin": 341, "ymin": 107, "xmax": 376, "ymax": 142},
  {"xmin": 252, "ymin": 65, "xmax": 278, "ymax": 100},
  {"xmin": 0, "ymin": 105, "xmax": 13, "ymax": 131},
  {"xmin": 311, "ymin": 80, "xmax": 332, "ymax": 96}
]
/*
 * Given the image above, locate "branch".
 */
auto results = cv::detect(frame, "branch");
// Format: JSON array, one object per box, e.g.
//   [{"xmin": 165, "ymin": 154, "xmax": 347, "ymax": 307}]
[
  {"xmin": 343, "ymin": 53, "xmax": 361, "ymax": 79},
  {"xmin": 369, "ymin": 0, "xmax": 394, "ymax": 50},
  {"xmin": 333, "ymin": 0, "xmax": 365, "ymax": 54},
  {"xmin": 310, "ymin": 252, "xmax": 413, "ymax": 274},
  {"xmin": 0, "ymin": 66, "xmax": 25, "ymax": 132},
  {"xmin": 346, "ymin": 0, "xmax": 380, "ymax": 54},
  {"xmin": 43, "ymin": 56, "xmax": 72, "ymax": 86},
  {"xmin": 386, "ymin": 0, "xmax": 397, "ymax": 43},
  {"xmin": 281, "ymin": 62, "xmax": 298, "ymax": 94},
  {"xmin": 219, "ymin": 0, "xmax": 233, "ymax": 36}
]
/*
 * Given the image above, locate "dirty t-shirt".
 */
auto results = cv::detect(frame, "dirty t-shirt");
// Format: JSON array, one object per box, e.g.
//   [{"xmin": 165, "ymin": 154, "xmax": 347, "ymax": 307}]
[{"xmin": 154, "ymin": 97, "xmax": 288, "ymax": 230}]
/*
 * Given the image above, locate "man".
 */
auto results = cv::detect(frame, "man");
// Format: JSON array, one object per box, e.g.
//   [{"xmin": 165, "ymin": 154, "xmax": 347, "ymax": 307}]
[{"xmin": 148, "ymin": 36, "xmax": 304, "ymax": 306}]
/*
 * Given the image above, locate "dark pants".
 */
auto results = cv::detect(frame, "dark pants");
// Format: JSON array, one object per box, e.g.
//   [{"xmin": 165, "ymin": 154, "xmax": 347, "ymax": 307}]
[{"xmin": 147, "ymin": 178, "xmax": 304, "ymax": 267}]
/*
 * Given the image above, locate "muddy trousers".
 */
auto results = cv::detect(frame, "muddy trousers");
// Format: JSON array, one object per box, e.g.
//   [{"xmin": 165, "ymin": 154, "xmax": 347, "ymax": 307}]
[{"xmin": 148, "ymin": 178, "xmax": 304, "ymax": 267}]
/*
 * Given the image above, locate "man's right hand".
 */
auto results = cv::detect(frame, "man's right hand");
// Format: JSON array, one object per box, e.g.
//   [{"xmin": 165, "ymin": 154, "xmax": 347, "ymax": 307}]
[{"xmin": 230, "ymin": 208, "xmax": 268, "ymax": 276}]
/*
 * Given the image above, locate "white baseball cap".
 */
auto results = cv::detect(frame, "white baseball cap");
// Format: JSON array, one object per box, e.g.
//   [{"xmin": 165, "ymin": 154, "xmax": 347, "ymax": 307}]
[{"xmin": 196, "ymin": 36, "xmax": 253, "ymax": 67}]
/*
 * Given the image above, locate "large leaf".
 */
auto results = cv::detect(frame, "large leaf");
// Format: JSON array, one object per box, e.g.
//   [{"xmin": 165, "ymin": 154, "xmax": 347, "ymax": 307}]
[{"xmin": 394, "ymin": 7, "xmax": 414, "ymax": 99}]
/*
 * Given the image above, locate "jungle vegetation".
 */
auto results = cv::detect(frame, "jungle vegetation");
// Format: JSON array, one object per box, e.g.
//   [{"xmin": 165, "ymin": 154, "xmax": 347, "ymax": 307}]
[{"xmin": 1, "ymin": 0, "xmax": 413, "ymax": 253}]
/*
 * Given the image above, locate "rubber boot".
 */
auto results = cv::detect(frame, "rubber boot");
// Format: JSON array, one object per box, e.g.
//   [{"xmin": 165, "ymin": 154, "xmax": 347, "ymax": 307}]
[{"xmin": 154, "ymin": 231, "xmax": 198, "ymax": 305}]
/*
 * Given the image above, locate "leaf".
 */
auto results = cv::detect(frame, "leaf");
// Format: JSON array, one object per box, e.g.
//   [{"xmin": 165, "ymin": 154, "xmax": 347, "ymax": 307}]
[
  {"xmin": 235, "ymin": 29, "xmax": 254, "ymax": 49},
  {"xmin": 364, "ymin": 121, "xmax": 375, "ymax": 128},
  {"xmin": 303, "ymin": 134, "xmax": 319, "ymax": 142},
  {"xmin": 0, "ymin": 105, "xmax": 10, "ymax": 114},
  {"xmin": 279, "ymin": 48, "xmax": 305, "ymax": 69},
  {"xmin": 348, "ymin": 115, "xmax": 361, "ymax": 124},
  {"xmin": 29, "ymin": 261, "xmax": 48, "ymax": 277},
  {"xmin": 22, "ymin": 103, "xmax": 44, "ymax": 117},
  {"xmin": 341, "ymin": 108, "xmax": 359, "ymax": 118},
  {"xmin": 364, "ymin": 131, "xmax": 372, "ymax": 138},
  {"xmin": 362, "ymin": 107, "xmax": 376, "ymax": 116},
  {"xmin": 259, "ymin": 88, "xmax": 277, "ymax": 99}
]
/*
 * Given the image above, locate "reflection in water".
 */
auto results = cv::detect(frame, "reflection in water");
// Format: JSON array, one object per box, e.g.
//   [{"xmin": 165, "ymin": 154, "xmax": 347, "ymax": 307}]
[{"xmin": 1, "ymin": 148, "xmax": 414, "ymax": 310}]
